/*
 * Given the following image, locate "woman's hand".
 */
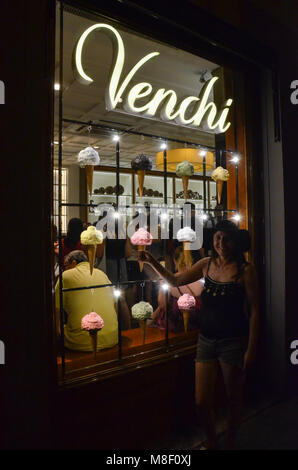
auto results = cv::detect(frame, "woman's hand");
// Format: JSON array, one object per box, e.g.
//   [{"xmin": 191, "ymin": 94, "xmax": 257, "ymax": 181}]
[{"xmin": 137, "ymin": 249, "xmax": 154, "ymax": 265}]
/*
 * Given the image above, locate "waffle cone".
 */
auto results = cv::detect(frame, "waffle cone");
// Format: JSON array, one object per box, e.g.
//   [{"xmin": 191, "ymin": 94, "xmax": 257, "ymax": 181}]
[
  {"xmin": 182, "ymin": 175, "xmax": 189, "ymax": 200},
  {"xmin": 85, "ymin": 165, "xmax": 94, "ymax": 196},
  {"xmin": 138, "ymin": 245, "xmax": 145, "ymax": 272},
  {"xmin": 89, "ymin": 330, "xmax": 98, "ymax": 359},
  {"xmin": 139, "ymin": 319, "xmax": 147, "ymax": 344},
  {"xmin": 183, "ymin": 241, "xmax": 192, "ymax": 267},
  {"xmin": 217, "ymin": 180, "xmax": 224, "ymax": 204},
  {"xmin": 137, "ymin": 170, "xmax": 145, "ymax": 196},
  {"xmin": 87, "ymin": 244, "xmax": 96, "ymax": 275},
  {"xmin": 182, "ymin": 310, "xmax": 190, "ymax": 332}
]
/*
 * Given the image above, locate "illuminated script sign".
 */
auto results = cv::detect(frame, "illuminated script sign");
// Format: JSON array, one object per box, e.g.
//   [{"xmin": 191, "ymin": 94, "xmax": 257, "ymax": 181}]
[{"xmin": 74, "ymin": 24, "xmax": 233, "ymax": 133}]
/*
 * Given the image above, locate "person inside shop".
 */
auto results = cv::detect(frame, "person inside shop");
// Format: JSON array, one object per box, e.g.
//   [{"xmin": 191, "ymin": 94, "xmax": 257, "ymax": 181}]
[
  {"xmin": 96, "ymin": 210, "xmax": 131, "ymax": 329},
  {"xmin": 149, "ymin": 246, "xmax": 203, "ymax": 332},
  {"xmin": 55, "ymin": 250, "xmax": 119, "ymax": 351},
  {"xmin": 62, "ymin": 217, "xmax": 104, "ymax": 268},
  {"xmin": 138, "ymin": 220, "xmax": 259, "ymax": 450}
]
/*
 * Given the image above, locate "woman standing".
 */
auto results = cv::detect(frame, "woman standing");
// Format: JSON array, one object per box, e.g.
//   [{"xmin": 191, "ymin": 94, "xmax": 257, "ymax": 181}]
[{"xmin": 138, "ymin": 220, "xmax": 259, "ymax": 450}]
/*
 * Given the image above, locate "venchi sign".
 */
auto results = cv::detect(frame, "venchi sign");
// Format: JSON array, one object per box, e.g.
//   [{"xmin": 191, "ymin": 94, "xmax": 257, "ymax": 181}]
[{"xmin": 74, "ymin": 23, "xmax": 233, "ymax": 133}]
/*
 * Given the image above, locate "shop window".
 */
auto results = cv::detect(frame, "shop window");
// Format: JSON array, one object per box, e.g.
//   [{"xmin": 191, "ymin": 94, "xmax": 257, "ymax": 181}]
[{"xmin": 54, "ymin": 2, "xmax": 248, "ymax": 384}]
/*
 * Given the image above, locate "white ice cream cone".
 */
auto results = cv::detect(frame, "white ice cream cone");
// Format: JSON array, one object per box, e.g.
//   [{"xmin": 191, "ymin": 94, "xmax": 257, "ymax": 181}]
[
  {"xmin": 183, "ymin": 241, "xmax": 192, "ymax": 267},
  {"xmin": 85, "ymin": 165, "xmax": 94, "ymax": 196},
  {"xmin": 139, "ymin": 319, "xmax": 147, "ymax": 344}
]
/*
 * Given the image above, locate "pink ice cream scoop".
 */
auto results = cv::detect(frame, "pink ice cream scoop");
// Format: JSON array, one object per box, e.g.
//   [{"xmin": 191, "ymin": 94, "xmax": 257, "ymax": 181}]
[
  {"xmin": 130, "ymin": 228, "xmax": 153, "ymax": 246},
  {"xmin": 177, "ymin": 294, "xmax": 196, "ymax": 310},
  {"xmin": 81, "ymin": 312, "xmax": 104, "ymax": 331}
]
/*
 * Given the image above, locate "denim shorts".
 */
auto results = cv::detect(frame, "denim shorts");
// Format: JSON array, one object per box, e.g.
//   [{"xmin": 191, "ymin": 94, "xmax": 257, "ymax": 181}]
[{"xmin": 196, "ymin": 334, "xmax": 248, "ymax": 368}]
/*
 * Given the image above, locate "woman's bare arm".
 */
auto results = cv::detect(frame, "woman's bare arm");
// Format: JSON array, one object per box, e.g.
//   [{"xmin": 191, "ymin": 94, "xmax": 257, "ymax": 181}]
[{"xmin": 139, "ymin": 251, "xmax": 209, "ymax": 286}]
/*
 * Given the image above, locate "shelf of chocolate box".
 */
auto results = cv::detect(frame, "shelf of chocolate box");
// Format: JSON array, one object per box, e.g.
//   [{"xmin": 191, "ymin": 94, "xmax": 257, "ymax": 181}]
[{"xmin": 92, "ymin": 185, "xmax": 126, "ymax": 196}]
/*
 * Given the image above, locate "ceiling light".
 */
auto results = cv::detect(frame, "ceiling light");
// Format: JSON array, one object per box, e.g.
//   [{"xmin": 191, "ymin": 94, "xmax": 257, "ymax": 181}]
[
  {"xmin": 161, "ymin": 283, "xmax": 169, "ymax": 291},
  {"xmin": 160, "ymin": 143, "xmax": 167, "ymax": 150},
  {"xmin": 54, "ymin": 83, "xmax": 60, "ymax": 91},
  {"xmin": 199, "ymin": 149, "xmax": 207, "ymax": 157},
  {"xmin": 232, "ymin": 214, "xmax": 241, "ymax": 222},
  {"xmin": 113, "ymin": 135, "xmax": 120, "ymax": 142}
]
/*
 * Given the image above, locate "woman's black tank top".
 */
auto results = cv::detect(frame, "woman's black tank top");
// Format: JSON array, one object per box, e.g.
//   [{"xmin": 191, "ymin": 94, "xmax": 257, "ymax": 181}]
[{"xmin": 200, "ymin": 258, "xmax": 249, "ymax": 339}]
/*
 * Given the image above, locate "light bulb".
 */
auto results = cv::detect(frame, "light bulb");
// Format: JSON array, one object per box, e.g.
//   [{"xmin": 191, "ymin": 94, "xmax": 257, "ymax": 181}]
[
  {"xmin": 231, "ymin": 154, "xmax": 240, "ymax": 163},
  {"xmin": 161, "ymin": 283, "xmax": 169, "ymax": 291},
  {"xmin": 114, "ymin": 212, "xmax": 119, "ymax": 219},
  {"xmin": 200, "ymin": 149, "xmax": 207, "ymax": 157},
  {"xmin": 114, "ymin": 289, "xmax": 121, "ymax": 298},
  {"xmin": 113, "ymin": 135, "xmax": 120, "ymax": 142},
  {"xmin": 160, "ymin": 143, "xmax": 167, "ymax": 150},
  {"xmin": 161, "ymin": 212, "xmax": 168, "ymax": 221},
  {"xmin": 54, "ymin": 83, "xmax": 60, "ymax": 91},
  {"xmin": 233, "ymin": 214, "xmax": 241, "ymax": 222},
  {"xmin": 201, "ymin": 213, "xmax": 208, "ymax": 221}
]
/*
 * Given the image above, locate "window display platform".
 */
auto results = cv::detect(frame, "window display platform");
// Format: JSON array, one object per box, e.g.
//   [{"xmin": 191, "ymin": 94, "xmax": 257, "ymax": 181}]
[{"xmin": 57, "ymin": 327, "xmax": 199, "ymax": 382}]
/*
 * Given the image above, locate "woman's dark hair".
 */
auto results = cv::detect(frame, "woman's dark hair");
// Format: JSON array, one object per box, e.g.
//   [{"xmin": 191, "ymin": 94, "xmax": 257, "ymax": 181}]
[
  {"xmin": 211, "ymin": 220, "xmax": 251, "ymax": 272},
  {"xmin": 64, "ymin": 218, "xmax": 84, "ymax": 249}
]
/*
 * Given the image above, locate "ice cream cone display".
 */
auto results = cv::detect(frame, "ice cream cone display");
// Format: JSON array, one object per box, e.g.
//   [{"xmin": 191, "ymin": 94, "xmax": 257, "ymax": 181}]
[
  {"xmin": 130, "ymin": 228, "xmax": 153, "ymax": 273},
  {"xmin": 85, "ymin": 165, "xmax": 94, "ymax": 196},
  {"xmin": 138, "ymin": 245, "xmax": 145, "ymax": 272},
  {"xmin": 182, "ymin": 310, "xmax": 190, "ymax": 332},
  {"xmin": 177, "ymin": 294, "xmax": 196, "ymax": 332},
  {"xmin": 87, "ymin": 244, "xmax": 96, "ymax": 275},
  {"xmin": 177, "ymin": 227, "xmax": 196, "ymax": 268},
  {"xmin": 139, "ymin": 319, "xmax": 147, "ymax": 344},
  {"xmin": 80, "ymin": 226, "xmax": 103, "ymax": 275},
  {"xmin": 176, "ymin": 160, "xmax": 194, "ymax": 200},
  {"xmin": 81, "ymin": 312, "xmax": 104, "ymax": 358},
  {"xmin": 211, "ymin": 166, "xmax": 230, "ymax": 205},
  {"xmin": 131, "ymin": 301, "xmax": 153, "ymax": 344},
  {"xmin": 131, "ymin": 154, "xmax": 152, "ymax": 197},
  {"xmin": 137, "ymin": 170, "xmax": 145, "ymax": 196},
  {"xmin": 77, "ymin": 146, "xmax": 100, "ymax": 196},
  {"xmin": 216, "ymin": 180, "xmax": 224, "ymax": 204},
  {"xmin": 182, "ymin": 175, "xmax": 189, "ymax": 200}
]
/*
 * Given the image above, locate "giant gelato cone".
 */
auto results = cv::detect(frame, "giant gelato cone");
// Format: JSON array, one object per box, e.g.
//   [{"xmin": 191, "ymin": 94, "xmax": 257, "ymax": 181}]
[
  {"xmin": 130, "ymin": 228, "xmax": 153, "ymax": 273},
  {"xmin": 182, "ymin": 241, "xmax": 192, "ymax": 267},
  {"xmin": 77, "ymin": 146, "xmax": 100, "ymax": 196},
  {"xmin": 217, "ymin": 180, "xmax": 224, "ymax": 204},
  {"xmin": 177, "ymin": 294, "xmax": 195, "ymax": 332},
  {"xmin": 137, "ymin": 170, "xmax": 145, "ymax": 197},
  {"xmin": 182, "ymin": 310, "xmax": 190, "ymax": 333},
  {"xmin": 211, "ymin": 166, "xmax": 230, "ymax": 205},
  {"xmin": 138, "ymin": 245, "xmax": 145, "ymax": 272},
  {"xmin": 87, "ymin": 244, "xmax": 96, "ymax": 275},
  {"xmin": 85, "ymin": 165, "xmax": 94, "ymax": 196},
  {"xmin": 182, "ymin": 175, "xmax": 189, "ymax": 200},
  {"xmin": 89, "ymin": 330, "xmax": 98, "ymax": 359},
  {"xmin": 139, "ymin": 319, "xmax": 147, "ymax": 344},
  {"xmin": 80, "ymin": 226, "xmax": 103, "ymax": 275},
  {"xmin": 131, "ymin": 302, "xmax": 153, "ymax": 343},
  {"xmin": 81, "ymin": 312, "xmax": 104, "ymax": 358}
]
